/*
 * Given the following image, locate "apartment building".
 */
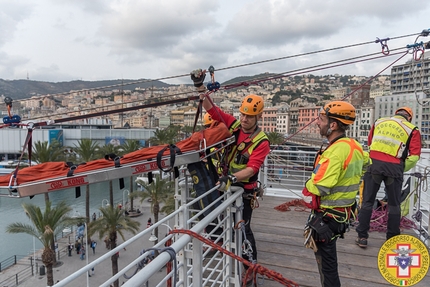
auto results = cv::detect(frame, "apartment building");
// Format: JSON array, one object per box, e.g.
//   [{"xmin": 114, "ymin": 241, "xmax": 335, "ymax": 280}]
[
  {"xmin": 390, "ymin": 52, "xmax": 430, "ymax": 94},
  {"xmin": 261, "ymin": 107, "xmax": 278, "ymax": 132},
  {"xmin": 298, "ymin": 106, "xmax": 321, "ymax": 138}
]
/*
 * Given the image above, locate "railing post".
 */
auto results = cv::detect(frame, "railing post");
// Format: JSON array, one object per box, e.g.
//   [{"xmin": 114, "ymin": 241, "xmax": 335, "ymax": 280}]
[
  {"xmin": 36, "ymin": 262, "xmax": 38, "ymax": 275},
  {"xmin": 16, "ymin": 273, "xmax": 18, "ymax": 286},
  {"xmin": 14, "ymin": 255, "xmax": 17, "ymax": 265}
]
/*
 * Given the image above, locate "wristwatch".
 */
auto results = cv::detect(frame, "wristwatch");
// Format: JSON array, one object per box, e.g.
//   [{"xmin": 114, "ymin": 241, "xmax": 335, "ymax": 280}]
[{"xmin": 229, "ymin": 175, "xmax": 237, "ymax": 184}]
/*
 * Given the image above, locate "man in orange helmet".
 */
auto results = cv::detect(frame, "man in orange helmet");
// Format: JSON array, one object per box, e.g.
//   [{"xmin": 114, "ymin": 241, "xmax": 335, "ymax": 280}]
[
  {"xmin": 203, "ymin": 112, "xmax": 214, "ymax": 128},
  {"xmin": 302, "ymin": 101, "xmax": 367, "ymax": 287},
  {"xmin": 356, "ymin": 107, "xmax": 421, "ymax": 247},
  {"xmin": 191, "ymin": 69, "xmax": 270, "ymax": 284}
]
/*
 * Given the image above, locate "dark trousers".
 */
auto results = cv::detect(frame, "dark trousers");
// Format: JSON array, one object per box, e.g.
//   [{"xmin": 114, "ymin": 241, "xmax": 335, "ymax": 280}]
[
  {"xmin": 356, "ymin": 171, "xmax": 403, "ymax": 240},
  {"xmin": 242, "ymin": 197, "xmax": 257, "ymax": 264},
  {"xmin": 315, "ymin": 238, "xmax": 340, "ymax": 287}
]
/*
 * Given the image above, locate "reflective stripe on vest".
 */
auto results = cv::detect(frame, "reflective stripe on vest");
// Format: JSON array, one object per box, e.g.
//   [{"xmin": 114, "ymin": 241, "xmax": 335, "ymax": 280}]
[
  {"xmin": 227, "ymin": 123, "xmax": 268, "ymax": 183},
  {"xmin": 316, "ymin": 138, "xmax": 364, "ymax": 209},
  {"xmin": 370, "ymin": 116, "xmax": 415, "ymax": 159}
]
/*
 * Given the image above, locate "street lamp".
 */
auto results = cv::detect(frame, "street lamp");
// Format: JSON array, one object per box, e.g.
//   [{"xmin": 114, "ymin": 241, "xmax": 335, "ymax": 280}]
[
  {"xmin": 122, "ymin": 189, "xmax": 130, "ymax": 209},
  {"xmin": 147, "ymin": 223, "xmax": 173, "ymax": 243},
  {"xmin": 73, "ymin": 211, "xmax": 89, "ymax": 287},
  {"xmin": 102, "ymin": 199, "xmax": 110, "ymax": 207}
]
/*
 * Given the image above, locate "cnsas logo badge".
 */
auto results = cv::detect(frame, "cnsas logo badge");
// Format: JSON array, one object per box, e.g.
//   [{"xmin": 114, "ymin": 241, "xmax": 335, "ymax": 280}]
[{"xmin": 378, "ymin": 234, "xmax": 429, "ymax": 286}]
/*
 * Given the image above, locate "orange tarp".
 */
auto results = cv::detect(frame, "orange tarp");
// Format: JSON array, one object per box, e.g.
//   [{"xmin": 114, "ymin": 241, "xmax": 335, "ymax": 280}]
[{"xmin": 0, "ymin": 121, "xmax": 231, "ymax": 186}]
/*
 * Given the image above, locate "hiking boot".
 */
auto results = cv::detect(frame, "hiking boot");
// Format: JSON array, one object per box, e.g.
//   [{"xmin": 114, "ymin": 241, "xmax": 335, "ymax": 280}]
[{"xmin": 355, "ymin": 237, "xmax": 367, "ymax": 248}]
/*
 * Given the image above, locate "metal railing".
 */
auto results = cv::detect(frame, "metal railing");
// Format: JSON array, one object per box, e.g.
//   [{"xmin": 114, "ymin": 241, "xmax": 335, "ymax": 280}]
[
  {"xmin": 54, "ymin": 147, "xmax": 430, "ymax": 286},
  {"xmin": 54, "ymin": 173, "xmax": 245, "ymax": 287},
  {"xmin": 0, "ymin": 265, "xmax": 33, "ymax": 287}
]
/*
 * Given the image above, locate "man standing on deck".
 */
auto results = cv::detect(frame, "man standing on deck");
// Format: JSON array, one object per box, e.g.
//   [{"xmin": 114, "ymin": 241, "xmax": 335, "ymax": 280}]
[
  {"xmin": 356, "ymin": 107, "xmax": 421, "ymax": 247},
  {"xmin": 191, "ymin": 69, "xmax": 270, "ymax": 284},
  {"xmin": 302, "ymin": 101, "xmax": 367, "ymax": 287}
]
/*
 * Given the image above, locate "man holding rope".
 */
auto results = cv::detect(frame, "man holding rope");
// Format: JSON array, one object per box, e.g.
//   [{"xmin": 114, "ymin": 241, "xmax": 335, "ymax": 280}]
[{"xmin": 191, "ymin": 69, "xmax": 270, "ymax": 285}]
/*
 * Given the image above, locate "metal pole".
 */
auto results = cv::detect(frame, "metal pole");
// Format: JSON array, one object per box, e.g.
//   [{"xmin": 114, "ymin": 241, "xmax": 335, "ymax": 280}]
[{"xmin": 86, "ymin": 223, "xmax": 89, "ymax": 287}]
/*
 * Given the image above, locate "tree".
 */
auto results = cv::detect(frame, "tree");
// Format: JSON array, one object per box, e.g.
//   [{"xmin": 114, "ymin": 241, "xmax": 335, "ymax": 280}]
[
  {"xmin": 267, "ymin": 131, "xmax": 285, "ymax": 145},
  {"xmin": 150, "ymin": 125, "xmax": 181, "ymax": 145},
  {"xmin": 74, "ymin": 138, "xmax": 100, "ymax": 242},
  {"xmin": 120, "ymin": 139, "xmax": 142, "ymax": 212},
  {"xmin": 88, "ymin": 205, "xmax": 140, "ymax": 287},
  {"xmin": 6, "ymin": 201, "xmax": 84, "ymax": 287},
  {"xmin": 133, "ymin": 174, "xmax": 174, "ymax": 244}
]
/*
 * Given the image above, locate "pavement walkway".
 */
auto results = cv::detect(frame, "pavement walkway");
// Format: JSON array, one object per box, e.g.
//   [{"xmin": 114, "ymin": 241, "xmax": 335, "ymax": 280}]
[{"xmin": 0, "ymin": 199, "xmax": 165, "ymax": 287}]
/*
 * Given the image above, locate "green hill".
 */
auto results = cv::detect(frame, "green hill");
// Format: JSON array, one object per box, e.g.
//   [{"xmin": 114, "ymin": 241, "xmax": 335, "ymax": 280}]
[{"xmin": 0, "ymin": 79, "xmax": 172, "ymax": 100}]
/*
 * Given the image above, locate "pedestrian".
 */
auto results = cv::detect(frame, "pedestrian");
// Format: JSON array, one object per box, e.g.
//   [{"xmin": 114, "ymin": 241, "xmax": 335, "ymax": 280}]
[
  {"xmin": 91, "ymin": 240, "xmax": 97, "ymax": 254},
  {"xmin": 146, "ymin": 218, "xmax": 152, "ymax": 228},
  {"xmin": 356, "ymin": 107, "xmax": 421, "ymax": 247},
  {"xmin": 80, "ymin": 246, "xmax": 85, "ymax": 260},
  {"xmin": 92, "ymin": 212, "xmax": 96, "ymax": 221},
  {"xmin": 302, "ymin": 101, "xmax": 367, "ymax": 287},
  {"xmin": 75, "ymin": 240, "xmax": 81, "ymax": 255},
  {"xmin": 191, "ymin": 69, "xmax": 270, "ymax": 285},
  {"xmin": 68, "ymin": 243, "xmax": 73, "ymax": 256}
]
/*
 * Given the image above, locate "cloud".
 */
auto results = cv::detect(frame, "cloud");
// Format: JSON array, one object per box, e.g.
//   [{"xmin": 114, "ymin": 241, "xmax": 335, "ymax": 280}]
[
  {"xmin": 99, "ymin": 0, "xmax": 220, "ymax": 61},
  {"xmin": 0, "ymin": 1, "xmax": 34, "ymax": 47},
  {"xmin": 226, "ymin": 0, "xmax": 429, "ymax": 47}
]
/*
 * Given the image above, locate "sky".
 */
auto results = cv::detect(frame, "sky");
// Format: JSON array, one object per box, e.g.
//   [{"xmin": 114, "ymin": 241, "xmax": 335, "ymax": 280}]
[{"xmin": 0, "ymin": 0, "xmax": 429, "ymax": 86}]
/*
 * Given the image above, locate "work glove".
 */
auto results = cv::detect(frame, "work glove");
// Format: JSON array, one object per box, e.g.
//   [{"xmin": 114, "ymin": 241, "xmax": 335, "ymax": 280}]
[
  {"xmin": 217, "ymin": 175, "xmax": 233, "ymax": 192},
  {"xmin": 301, "ymin": 187, "xmax": 320, "ymax": 210},
  {"xmin": 190, "ymin": 69, "xmax": 206, "ymax": 88}
]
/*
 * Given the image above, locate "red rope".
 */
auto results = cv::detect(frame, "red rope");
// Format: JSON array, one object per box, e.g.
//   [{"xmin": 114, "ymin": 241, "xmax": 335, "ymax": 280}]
[
  {"xmin": 364, "ymin": 206, "xmax": 417, "ymax": 232},
  {"xmin": 274, "ymin": 199, "xmax": 309, "ymax": 212},
  {"xmin": 171, "ymin": 229, "xmax": 300, "ymax": 287}
]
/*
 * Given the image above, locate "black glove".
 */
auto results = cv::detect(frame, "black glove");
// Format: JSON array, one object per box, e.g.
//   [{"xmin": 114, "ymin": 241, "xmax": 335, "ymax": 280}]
[
  {"xmin": 306, "ymin": 213, "xmax": 333, "ymax": 243},
  {"xmin": 217, "ymin": 175, "xmax": 233, "ymax": 192},
  {"xmin": 190, "ymin": 69, "xmax": 206, "ymax": 88}
]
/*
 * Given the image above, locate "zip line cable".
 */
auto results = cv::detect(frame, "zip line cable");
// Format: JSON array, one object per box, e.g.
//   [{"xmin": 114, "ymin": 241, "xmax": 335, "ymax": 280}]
[
  {"xmin": 282, "ymin": 50, "xmax": 410, "ymax": 144},
  {"xmin": 12, "ymin": 30, "xmax": 425, "ymax": 105},
  {"xmin": 19, "ymin": 45, "xmax": 410, "ymax": 125}
]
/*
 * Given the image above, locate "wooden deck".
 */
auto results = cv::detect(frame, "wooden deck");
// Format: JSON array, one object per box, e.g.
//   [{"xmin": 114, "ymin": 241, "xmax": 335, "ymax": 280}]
[{"xmin": 253, "ymin": 196, "xmax": 430, "ymax": 287}]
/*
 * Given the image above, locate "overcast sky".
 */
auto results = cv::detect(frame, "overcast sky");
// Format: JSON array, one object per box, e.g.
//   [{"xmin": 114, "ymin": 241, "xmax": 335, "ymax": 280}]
[{"xmin": 1, "ymin": 0, "xmax": 429, "ymax": 85}]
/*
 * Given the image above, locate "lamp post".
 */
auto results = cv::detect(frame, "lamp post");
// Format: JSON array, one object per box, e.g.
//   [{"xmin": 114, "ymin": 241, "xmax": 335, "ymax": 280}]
[
  {"xmin": 74, "ymin": 211, "xmax": 89, "ymax": 287},
  {"xmin": 102, "ymin": 199, "xmax": 109, "ymax": 207},
  {"xmin": 122, "ymin": 189, "xmax": 130, "ymax": 209}
]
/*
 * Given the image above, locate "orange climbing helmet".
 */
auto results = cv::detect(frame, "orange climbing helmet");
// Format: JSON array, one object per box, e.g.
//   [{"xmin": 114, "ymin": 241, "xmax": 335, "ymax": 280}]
[
  {"xmin": 320, "ymin": 101, "xmax": 356, "ymax": 125},
  {"xmin": 239, "ymin": 94, "xmax": 264, "ymax": 116},
  {"xmin": 395, "ymin": 106, "xmax": 413, "ymax": 119},
  {"xmin": 203, "ymin": 113, "xmax": 214, "ymax": 126}
]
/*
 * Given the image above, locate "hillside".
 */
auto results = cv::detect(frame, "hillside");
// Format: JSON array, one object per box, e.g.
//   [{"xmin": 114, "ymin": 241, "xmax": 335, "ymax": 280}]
[{"xmin": 0, "ymin": 78, "xmax": 172, "ymax": 100}]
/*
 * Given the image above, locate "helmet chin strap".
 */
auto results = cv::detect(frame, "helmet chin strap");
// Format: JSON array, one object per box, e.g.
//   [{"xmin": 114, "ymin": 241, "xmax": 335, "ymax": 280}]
[{"xmin": 325, "ymin": 119, "xmax": 334, "ymax": 137}]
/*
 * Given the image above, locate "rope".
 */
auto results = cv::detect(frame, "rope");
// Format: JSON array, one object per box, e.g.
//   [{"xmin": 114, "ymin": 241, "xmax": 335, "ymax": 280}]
[
  {"xmin": 359, "ymin": 206, "xmax": 417, "ymax": 232},
  {"xmin": 171, "ymin": 229, "xmax": 300, "ymax": 287},
  {"xmin": 274, "ymin": 199, "xmax": 309, "ymax": 212}
]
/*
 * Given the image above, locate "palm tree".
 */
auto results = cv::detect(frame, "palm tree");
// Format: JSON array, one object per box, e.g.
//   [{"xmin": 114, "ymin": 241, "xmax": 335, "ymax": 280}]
[
  {"xmin": 97, "ymin": 143, "xmax": 122, "ymax": 206},
  {"xmin": 74, "ymin": 138, "xmax": 100, "ymax": 242},
  {"xmin": 32, "ymin": 140, "xmax": 65, "ymax": 203},
  {"xmin": 149, "ymin": 125, "xmax": 180, "ymax": 145},
  {"xmin": 120, "ymin": 139, "xmax": 141, "ymax": 212},
  {"xmin": 6, "ymin": 201, "xmax": 85, "ymax": 287},
  {"xmin": 89, "ymin": 205, "xmax": 140, "ymax": 287},
  {"xmin": 266, "ymin": 131, "xmax": 285, "ymax": 145},
  {"xmin": 133, "ymin": 174, "xmax": 174, "ymax": 244}
]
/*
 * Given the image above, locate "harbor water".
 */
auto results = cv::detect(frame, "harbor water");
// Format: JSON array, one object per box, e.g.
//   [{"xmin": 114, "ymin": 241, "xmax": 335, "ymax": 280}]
[{"xmin": 0, "ymin": 179, "xmax": 138, "ymax": 261}]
